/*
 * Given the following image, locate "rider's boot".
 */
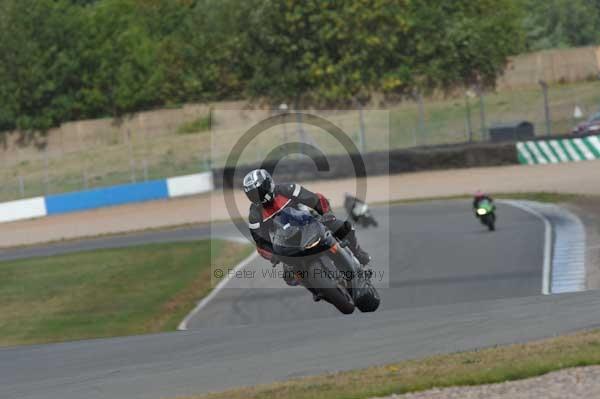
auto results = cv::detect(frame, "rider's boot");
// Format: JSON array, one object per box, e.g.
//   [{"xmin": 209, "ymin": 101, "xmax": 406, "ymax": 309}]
[{"xmin": 346, "ymin": 227, "xmax": 371, "ymax": 266}]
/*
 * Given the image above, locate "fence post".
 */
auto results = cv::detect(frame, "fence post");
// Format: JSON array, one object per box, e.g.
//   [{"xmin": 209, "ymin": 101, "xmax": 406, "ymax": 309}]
[
  {"xmin": 279, "ymin": 103, "xmax": 289, "ymax": 144},
  {"xmin": 126, "ymin": 129, "xmax": 136, "ymax": 183},
  {"xmin": 44, "ymin": 147, "xmax": 49, "ymax": 195},
  {"xmin": 477, "ymin": 85, "xmax": 487, "ymax": 140},
  {"xmin": 357, "ymin": 102, "xmax": 367, "ymax": 153},
  {"xmin": 416, "ymin": 90, "xmax": 426, "ymax": 144},
  {"xmin": 294, "ymin": 100, "xmax": 307, "ymax": 156},
  {"xmin": 18, "ymin": 176, "xmax": 24, "ymax": 198},
  {"xmin": 464, "ymin": 91, "xmax": 473, "ymax": 143},
  {"xmin": 202, "ymin": 154, "xmax": 211, "ymax": 172},
  {"xmin": 143, "ymin": 159, "xmax": 149, "ymax": 181},
  {"xmin": 83, "ymin": 170, "xmax": 88, "ymax": 190},
  {"xmin": 539, "ymin": 80, "xmax": 552, "ymax": 136}
]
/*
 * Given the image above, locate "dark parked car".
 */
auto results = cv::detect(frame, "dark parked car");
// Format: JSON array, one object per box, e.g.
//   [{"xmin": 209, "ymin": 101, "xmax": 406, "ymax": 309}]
[{"xmin": 572, "ymin": 112, "xmax": 600, "ymax": 135}]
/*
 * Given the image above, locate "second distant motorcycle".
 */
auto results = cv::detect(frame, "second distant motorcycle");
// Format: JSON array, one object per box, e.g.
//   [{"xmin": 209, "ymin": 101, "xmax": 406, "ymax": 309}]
[{"xmin": 344, "ymin": 193, "xmax": 378, "ymax": 228}]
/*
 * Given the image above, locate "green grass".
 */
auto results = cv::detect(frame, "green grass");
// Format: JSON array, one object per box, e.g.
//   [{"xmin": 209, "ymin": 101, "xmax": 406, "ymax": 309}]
[
  {"xmin": 180, "ymin": 328, "xmax": 600, "ymax": 399},
  {"xmin": 176, "ymin": 115, "xmax": 212, "ymax": 135},
  {"xmin": 387, "ymin": 80, "xmax": 600, "ymax": 148},
  {"xmin": 0, "ymin": 239, "xmax": 252, "ymax": 347}
]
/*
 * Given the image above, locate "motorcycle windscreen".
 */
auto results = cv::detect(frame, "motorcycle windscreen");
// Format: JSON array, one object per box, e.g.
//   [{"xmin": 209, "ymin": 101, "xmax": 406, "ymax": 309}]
[
  {"xmin": 478, "ymin": 199, "xmax": 494, "ymax": 211},
  {"xmin": 270, "ymin": 208, "xmax": 322, "ymax": 255}
]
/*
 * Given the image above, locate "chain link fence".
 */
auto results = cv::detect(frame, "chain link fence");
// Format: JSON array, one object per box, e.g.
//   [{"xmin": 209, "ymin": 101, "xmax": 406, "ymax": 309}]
[
  {"xmin": 0, "ymin": 77, "xmax": 599, "ymax": 203},
  {"xmin": 0, "ymin": 109, "xmax": 213, "ymax": 202},
  {"xmin": 390, "ymin": 79, "xmax": 600, "ymax": 148}
]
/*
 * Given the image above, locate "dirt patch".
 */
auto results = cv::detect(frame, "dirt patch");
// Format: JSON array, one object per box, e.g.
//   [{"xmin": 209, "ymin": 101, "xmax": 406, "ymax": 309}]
[{"xmin": 375, "ymin": 366, "xmax": 600, "ymax": 399}]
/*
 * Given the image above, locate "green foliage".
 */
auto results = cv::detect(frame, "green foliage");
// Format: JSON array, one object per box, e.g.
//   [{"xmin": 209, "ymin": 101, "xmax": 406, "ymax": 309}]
[
  {"xmin": 247, "ymin": 0, "xmax": 523, "ymax": 101},
  {"xmin": 405, "ymin": 0, "xmax": 525, "ymax": 90},
  {"xmin": 0, "ymin": 0, "xmax": 529, "ymax": 134},
  {"xmin": 77, "ymin": 0, "xmax": 164, "ymax": 117},
  {"xmin": 523, "ymin": 0, "xmax": 600, "ymax": 50},
  {"xmin": 244, "ymin": 0, "xmax": 413, "ymax": 104},
  {"xmin": 0, "ymin": 0, "xmax": 84, "ymax": 133}
]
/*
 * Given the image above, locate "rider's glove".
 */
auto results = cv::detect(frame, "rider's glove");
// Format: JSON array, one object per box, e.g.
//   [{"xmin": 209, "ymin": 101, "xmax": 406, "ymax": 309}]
[{"xmin": 321, "ymin": 212, "xmax": 337, "ymax": 224}]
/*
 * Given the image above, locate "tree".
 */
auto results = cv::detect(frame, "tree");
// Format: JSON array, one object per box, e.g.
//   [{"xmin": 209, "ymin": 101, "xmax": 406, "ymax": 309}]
[
  {"xmin": 0, "ymin": 0, "xmax": 83, "ymax": 133},
  {"xmin": 244, "ymin": 0, "xmax": 412, "ymax": 105},
  {"xmin": 0, "ymin": 0, "xmax": 528, "ymax": 133},
  {"xmin": 157, "ymin": 0, "xmax": 253, "ymax": 103},
  {"xmin": 75, "ymin": 0, "xmax": 166, "ymax": 118},
  {"xmin": 523, "ymin": 0, "xmax": 600, "ymax": 50},
  {"xmin": 404, "ymin": 0, "xmax": 524, "ymax": 90},
  {"xmin": 243, "ymin": 0, "xmax": 523, "ymax": 103}
]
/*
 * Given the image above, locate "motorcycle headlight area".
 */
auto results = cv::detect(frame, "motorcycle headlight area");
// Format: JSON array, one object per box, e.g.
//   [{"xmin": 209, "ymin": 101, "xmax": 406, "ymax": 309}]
[
  {"xmin": 477, "ymin": 208, "xmax": 488, "ymax": 215},
  {"xmin": 305, "ymin": 237, "xmax": 321, "ymax": 249}
]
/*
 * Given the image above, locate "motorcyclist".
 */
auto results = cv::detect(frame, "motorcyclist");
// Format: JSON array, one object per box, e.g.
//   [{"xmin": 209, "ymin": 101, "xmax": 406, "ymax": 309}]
[
  {"xmin": 243, "ymin": 169, "xmax": 371, "ymax": 287},
  {"xmin": 473, "ymin": 190, "xmax": 494, "ymax": 216},
  {"xmin": 344, "ymin": 193, "xmax": 364, "ymax": 223}
]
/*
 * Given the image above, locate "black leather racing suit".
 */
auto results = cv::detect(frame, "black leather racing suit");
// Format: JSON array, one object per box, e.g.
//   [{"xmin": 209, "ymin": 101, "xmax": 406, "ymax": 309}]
[{"xmin": 247, "ymin": 183, "xmax": 355, "ymax": 262}]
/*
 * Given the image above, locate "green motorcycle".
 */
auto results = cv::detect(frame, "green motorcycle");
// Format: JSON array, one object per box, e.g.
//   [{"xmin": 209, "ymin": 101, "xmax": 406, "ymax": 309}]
[{"xmin": 476, "ymin": 199, "xmax": 496, "ymax": 231}]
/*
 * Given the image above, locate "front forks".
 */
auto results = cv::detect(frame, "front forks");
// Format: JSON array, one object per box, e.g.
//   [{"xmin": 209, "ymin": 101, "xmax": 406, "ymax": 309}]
[{"xmin": 323, "ymin": 231, "xmax": 360, "ymax": 281}]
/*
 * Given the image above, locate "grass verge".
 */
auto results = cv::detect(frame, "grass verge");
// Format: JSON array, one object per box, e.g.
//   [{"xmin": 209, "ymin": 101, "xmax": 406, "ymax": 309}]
[
  {"xmin": 180, "ymin": 328, "xmax": 600, "ymax": 399},
  {"xmin": 0, "ymin": 239, "xmax": 252, "ymax": 347},
  {"xmin": 176, "ymin": 115, "xmax": 212, "ymax": 135}
]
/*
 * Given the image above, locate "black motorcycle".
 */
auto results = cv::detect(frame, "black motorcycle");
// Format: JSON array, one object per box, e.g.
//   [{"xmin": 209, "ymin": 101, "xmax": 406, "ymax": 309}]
[
  {"xmin": 344, "ymin": 194, "xmax": 378, "ymax": 228},
  {"xmin": 270, "ymin": 207, "xmax": 380, "ymax": 314}
]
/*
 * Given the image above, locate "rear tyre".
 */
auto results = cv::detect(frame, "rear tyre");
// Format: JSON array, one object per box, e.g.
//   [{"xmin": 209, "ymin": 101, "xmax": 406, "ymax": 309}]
[
  {"xmin": 306, "ymin": 260, "xmax": 355, "ymax": 315},
  {"xmin": 488, "ymin": 213, "xmax": 496, "ymax": 231}
]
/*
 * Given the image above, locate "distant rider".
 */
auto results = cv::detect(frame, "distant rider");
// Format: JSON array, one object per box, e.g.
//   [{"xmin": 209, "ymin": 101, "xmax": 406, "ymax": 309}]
[
  {"xmin": 344, "ymin": 193, "xmax": 364, "ymax": 223},
  {"xmin": 473, "ymin": 190, "xmax": 493, "ymax": 216},
  {"xmin": 243, "ymin": 169, "xmax": 371, "ymax": 286}
]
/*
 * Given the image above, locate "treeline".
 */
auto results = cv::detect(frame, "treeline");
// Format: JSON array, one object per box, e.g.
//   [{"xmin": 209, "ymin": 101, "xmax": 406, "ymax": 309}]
[
  {"xmin": 524, "ymin": 0, "xmax": 600, "ymax": 51},
  {"xmin": 0, "ymin": 0, "xmax": 594, "ymax": 133}
]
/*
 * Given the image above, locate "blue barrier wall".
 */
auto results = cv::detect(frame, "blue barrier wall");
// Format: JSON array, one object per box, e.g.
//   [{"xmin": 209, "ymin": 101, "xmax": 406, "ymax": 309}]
[{"xmin": 45, "ymin": 179, "xmax": 169, "ymax": 215}]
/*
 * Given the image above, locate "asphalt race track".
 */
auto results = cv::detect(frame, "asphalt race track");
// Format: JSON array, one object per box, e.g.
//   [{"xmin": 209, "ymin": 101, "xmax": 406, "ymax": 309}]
[
  {"xmin": 187, "ymin": 201, "xmax": 544, "ymax": 328},
  {"xmin": 5, "ymin": 200, "xmax": 599, "ymax": 399}
]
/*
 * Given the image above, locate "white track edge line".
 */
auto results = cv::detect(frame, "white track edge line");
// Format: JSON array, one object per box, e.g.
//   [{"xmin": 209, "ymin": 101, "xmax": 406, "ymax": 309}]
[
  {"xmin": 500, "ymin": 200, "xmax": 552, "ymax": 295},
  {"xmin": 177, "ymin": 250, "xmax": 259, "ymax": 331}
]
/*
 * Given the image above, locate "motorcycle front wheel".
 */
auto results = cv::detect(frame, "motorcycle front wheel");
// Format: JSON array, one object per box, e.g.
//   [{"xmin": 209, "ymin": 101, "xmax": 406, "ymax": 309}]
[{"xmin": 355, "ymin": 279, "xmax": 380, "ymax": 312}]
